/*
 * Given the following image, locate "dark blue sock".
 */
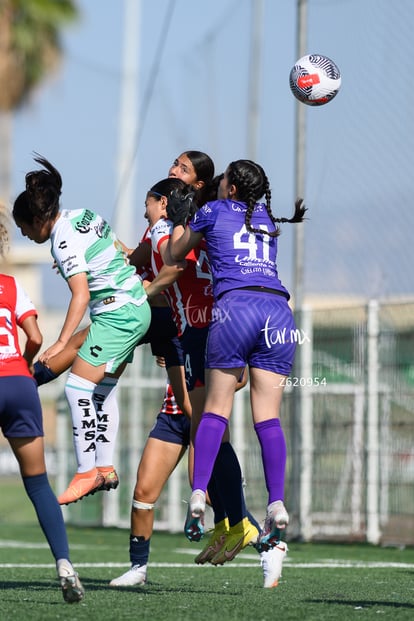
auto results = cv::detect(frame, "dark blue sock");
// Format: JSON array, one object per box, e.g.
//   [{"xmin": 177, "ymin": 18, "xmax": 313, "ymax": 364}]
[
  {"xmin": 212, "ymin": 442, "xmax": 248, "ymax": 528},
  {"xmin": 23, "ymin": 473, "xmax": 69, "ymax": 561},
  {"xmin": 129, "ymin": 535, "xmax": 150, "ymax": 566},
  {"xmin": 207, "ymin": 475, "xmax": 226, "ymax": 524},
  {"xmin": 33, "ymin": 361, "xmax": 58, "ymax": 386}
]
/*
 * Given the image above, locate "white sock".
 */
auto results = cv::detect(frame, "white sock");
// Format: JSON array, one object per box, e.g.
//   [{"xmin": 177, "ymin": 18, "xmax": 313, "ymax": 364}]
[
  {"xmin": 64, "ymin": 372, "xmax": 97, "ymax": 472},
  {"xmin": 93, "ymin": 377, "xmax": 119, "ymax": 468}
]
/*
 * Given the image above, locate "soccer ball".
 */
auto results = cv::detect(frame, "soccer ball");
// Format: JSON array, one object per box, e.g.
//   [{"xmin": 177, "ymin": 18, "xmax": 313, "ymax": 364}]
[{"xmin": 289, "ymin": 54, "xmax": 341, "ymax": 106}]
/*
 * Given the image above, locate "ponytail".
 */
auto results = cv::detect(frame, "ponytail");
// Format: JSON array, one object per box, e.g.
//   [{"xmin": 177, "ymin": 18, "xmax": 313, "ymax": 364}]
[{"xmin": 13, "ymin": 154, "xmax": 62, "ymax": 225}]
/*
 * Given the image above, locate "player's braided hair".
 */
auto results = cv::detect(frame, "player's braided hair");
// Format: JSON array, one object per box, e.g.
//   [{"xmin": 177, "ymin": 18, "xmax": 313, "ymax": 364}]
[
  {"xmin": 226, "ymin": 159, "xmax": 306, "ymax": 237},
  {"xmin": 0, "ymin": 203, "xmax": 10, "ymax": 259},
  {"xmin": 13, "ymin": 154, "xmax": 62, "ymax": 225}
]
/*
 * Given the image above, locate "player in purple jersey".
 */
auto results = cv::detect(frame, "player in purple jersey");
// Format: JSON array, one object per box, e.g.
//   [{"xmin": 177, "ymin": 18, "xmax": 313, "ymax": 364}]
[
  {"xmin": 168, "ymin": 159, "xmax": 306, "ymax": 587},
  {"xmin": 141, "ymin": 177, "xmax": 263, "ymax": 563}
]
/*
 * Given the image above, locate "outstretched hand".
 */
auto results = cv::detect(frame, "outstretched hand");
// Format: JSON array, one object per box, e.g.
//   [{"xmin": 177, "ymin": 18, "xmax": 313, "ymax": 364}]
[
  {"xmin": 166, "ymin": 189, "xmax": 195, "ymax": 228},
  {"xmin": 39, "ymin": 341, "xmax": 65, "ymax": 366}
]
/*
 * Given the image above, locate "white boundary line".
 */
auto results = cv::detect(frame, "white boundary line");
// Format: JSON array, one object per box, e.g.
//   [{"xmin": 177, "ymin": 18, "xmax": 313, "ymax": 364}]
[
  {"xmin": 1, "ymin": 561, "xmax": 413, "ymax": 569},
  {"xmin": 1, "ymin": 541, "xmax": 413, "ymax": 570}
]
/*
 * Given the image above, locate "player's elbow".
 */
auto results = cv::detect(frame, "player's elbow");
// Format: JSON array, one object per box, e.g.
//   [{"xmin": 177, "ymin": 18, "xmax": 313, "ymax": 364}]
[
  {"xmin": 32, "ymin": 333, "xmax": 43, "ymax": 349},
  {"xmin": 176, "ymin": 259, "xmax": 187, "ymax": 274},
  {"xmin": 170, "ymin": 248, "xmax": 185, "ymax": 262},
  {"xmin": 26, "ymin": 332, "xmax": 43, "ymax": 358}
]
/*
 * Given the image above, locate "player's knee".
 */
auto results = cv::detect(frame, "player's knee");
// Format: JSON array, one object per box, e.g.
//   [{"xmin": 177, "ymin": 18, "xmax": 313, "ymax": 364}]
[{"xmin": 134, "ymin": 481, "xmax": 151, "ymax": 499}]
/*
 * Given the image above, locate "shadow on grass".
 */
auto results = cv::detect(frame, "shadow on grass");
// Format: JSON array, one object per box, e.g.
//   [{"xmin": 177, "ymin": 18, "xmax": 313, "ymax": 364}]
[
  {"xmin": 308, "ymin": 598, "xmax": 414, "ymax": 610},
  {"xmin": 0, "ymin": 576, "xmax": 235, "ymax": 598},
  {"xmin": 0, "ymin": 580, "xmax": 68, "ymax": 607},
  {"xmin": 87, "ymin": 576, "xmax": 238, "ymax": 596}
]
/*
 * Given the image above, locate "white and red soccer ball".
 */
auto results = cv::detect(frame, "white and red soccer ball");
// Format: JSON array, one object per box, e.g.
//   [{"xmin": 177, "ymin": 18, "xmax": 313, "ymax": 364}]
[{"xmin": 289, "ymin": 54, "xmax": 341, "ymax": 106}]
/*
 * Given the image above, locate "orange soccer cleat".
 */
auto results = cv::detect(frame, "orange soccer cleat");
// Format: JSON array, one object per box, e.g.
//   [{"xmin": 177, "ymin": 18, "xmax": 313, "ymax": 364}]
[
  {"xmin": 58, "ymin": 468, "xmax": 105, "ymax": 505},
  {"xmin": 97, "ymin": 467, "xmax": 119, "ymax": 491}
]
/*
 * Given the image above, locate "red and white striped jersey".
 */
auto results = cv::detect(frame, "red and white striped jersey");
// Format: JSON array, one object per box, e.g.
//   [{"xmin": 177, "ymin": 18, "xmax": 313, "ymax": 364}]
[
  {"xmin": 0, "ymin": 274, "xmax": 37, "ymax": 377},
  {"xmin": 150, "ymin": 218, "xmax": 213, "ymax": 336},
  {"xmin": 160, "ymin": 382, "xmax": 183, "ymax": 415}
]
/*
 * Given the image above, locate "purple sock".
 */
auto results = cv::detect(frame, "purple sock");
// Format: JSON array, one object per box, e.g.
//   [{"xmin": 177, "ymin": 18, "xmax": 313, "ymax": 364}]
[
  {"xmin": 254, "ymin": 418, "xmax": 286, "ymax": 504},
  {"xmin": 193, "ymin": 412, "xmax": 228, "ymax": 493}
]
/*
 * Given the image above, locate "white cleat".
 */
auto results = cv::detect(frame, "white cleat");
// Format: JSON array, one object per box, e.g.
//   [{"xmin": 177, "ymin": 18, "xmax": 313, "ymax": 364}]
[
  {"xmin": 56, "ymin": 559, "xmax": 85, "ymax": 603},
  {"xmin": 109, "ymin": 564, "xmax": 147, "ymax": 587},
  {"xmin": 260, "ymin": 541, "xmax": 288, "ymax": 588}
]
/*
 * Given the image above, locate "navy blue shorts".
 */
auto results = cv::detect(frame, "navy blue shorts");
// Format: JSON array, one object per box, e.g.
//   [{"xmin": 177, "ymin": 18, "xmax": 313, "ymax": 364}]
[
  {"xmin": 179, "ymin": 325, "xmax": 208, "ymax": 391},
  {"xmin": 148, "ymin": 411, "xmax": 190, "ymax": 446},
  {"xmin": 207, "ymin": 289, "xmax": 297, "ymax": 375},
  {"xmin": 163, "ymin": 336, "xmax": 185, "ymax": 369},
  {"xmin": 138, "ymin": 306, "xmax": 183, "ymax": 368},
  {"xmin": 0, "ymin": 376, "xmax": 44, "ymax": 438}
]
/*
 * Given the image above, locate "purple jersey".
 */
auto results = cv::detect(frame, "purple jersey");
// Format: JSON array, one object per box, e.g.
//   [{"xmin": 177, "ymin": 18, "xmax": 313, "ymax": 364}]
[{"xmin": 189, "ymin": 199, "xmax": 289, "ymax": 301}]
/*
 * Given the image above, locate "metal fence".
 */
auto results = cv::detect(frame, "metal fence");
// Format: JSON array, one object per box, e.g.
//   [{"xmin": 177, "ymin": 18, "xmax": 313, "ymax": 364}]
[
  {"xmin": 285, "ymin": 300, "xmax": 414, "ymax": 545},
  {"xmin": 31, "ymin": 299, "xmax": 414, "ymax": 545}
]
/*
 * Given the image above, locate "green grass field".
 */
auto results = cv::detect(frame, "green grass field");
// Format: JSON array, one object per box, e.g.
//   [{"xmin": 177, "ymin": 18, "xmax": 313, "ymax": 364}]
[{"xmin": 1, "ymin": 522, "xmax": 414, "ymax": 621}]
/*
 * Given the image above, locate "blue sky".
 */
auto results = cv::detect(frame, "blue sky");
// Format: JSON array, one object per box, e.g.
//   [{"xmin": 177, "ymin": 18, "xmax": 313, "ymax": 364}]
[{"xmin": 11, "ymin": 0, "xmax": 414, "ymax": 306}]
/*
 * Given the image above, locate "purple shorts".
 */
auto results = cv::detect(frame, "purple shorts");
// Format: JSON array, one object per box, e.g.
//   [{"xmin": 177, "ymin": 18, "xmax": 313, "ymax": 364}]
[
  {"xmin": 206, "ymin": 289, "xmax": 297, "ymax": 375},
  {"xmin": 0, "ymin": 376, "xmax": 44, "ymax": 438},
  {"xmin": 148, "ymin": 411, "xmax": 190, "ymax": 446}
]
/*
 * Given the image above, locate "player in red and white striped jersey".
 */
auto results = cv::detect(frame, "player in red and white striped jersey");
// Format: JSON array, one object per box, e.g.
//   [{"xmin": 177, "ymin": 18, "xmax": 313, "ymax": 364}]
[{"xmin": 0, "ymin": 206, "xmax": 84, "ymax": 603}]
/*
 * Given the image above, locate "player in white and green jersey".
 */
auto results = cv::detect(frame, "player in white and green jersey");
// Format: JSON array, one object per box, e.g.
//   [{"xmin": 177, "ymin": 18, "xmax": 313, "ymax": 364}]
[{"xmin": 13, "ymin": 155, "xmax": 151, "ymax": 505}]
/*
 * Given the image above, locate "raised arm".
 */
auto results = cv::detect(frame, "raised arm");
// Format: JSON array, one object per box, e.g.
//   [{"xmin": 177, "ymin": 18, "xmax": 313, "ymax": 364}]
[
  {"xmin": 166, "ymin": 190, "xmax": 203, "ymax": 260},
  {"xmin": 169, "ymin": 224, "xmax": 203, "ymax": 262}
]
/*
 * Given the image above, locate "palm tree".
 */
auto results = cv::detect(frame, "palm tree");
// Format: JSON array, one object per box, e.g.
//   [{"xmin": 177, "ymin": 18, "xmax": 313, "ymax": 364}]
[{"xmin": 0, "ymin": 0, "xmax": 78, "ymax": 203}]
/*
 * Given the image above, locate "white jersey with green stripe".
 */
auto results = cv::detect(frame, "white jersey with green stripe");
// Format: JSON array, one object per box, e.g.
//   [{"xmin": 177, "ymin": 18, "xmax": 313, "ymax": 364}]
[{"xmin": 50, "ymin": 209, "xmax": 146, "ymax": 315}]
